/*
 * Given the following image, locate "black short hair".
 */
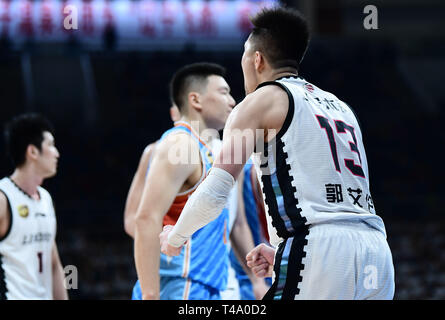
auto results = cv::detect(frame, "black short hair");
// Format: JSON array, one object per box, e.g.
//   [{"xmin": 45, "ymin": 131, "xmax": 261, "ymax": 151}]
[
  {"xmin": 170, "ymin": 62, "xmax": 226, "ymax": 111},
  {"xmin": 250, "ymin": 7, "xmax": 310, "ymax": 70},
  {"xmin": 4, "ymin": 113, "xmax": 55, "ymax": 168}
]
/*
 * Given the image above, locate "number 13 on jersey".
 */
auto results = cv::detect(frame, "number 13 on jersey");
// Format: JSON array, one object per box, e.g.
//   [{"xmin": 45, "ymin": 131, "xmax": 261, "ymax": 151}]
[{"xmin": 316, "ymin": 115, "xmax": 365, "ymax": 178}]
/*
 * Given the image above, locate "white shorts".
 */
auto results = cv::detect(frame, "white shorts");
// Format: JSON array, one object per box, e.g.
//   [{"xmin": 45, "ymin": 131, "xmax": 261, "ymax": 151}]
[{"xmin": 265, "ymin": 221, "xmax": 395, "ymax": 300}]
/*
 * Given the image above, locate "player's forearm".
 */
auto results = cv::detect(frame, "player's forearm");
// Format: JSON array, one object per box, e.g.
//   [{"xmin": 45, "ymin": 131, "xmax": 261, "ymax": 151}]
[
  {"xmin": 134, "ymin": 216, "xmax": 162, "ymax": 299},
  {"xmin": 52, "ymin": 261, "xmax": 68, "ymax": 300},
  {"xmin": 168, "ymin": 168, "xmax": 235, "ymax": 247}
]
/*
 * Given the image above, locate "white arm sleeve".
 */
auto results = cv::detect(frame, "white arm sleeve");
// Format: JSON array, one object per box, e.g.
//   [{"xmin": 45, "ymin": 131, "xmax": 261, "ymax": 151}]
[{"xmin": 167, "ymin": 167, "xmax": 235, "ymax": 247}]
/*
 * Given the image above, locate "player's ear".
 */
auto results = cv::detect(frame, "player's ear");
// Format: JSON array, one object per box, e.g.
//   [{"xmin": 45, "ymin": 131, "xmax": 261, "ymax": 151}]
[
  {"xmin": 188, "ymin": 92, "xmax": 202, "ymax": 112},
  {"xmin": 26, "ymin": 144, "xmax": 40, "ymax": 161},
  {"xmin": 254, "ymin": 51, "xmax": 266, "ymax": 73}
]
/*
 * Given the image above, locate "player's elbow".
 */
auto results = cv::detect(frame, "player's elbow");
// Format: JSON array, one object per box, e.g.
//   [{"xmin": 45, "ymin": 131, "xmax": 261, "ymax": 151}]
[
  {"xmin": 135, "ymin": 210, "xmax": 161, "ymax": 230},
  {"xmin": 124, "ymin": 214, "xmax": 135, "ymax": 238}
]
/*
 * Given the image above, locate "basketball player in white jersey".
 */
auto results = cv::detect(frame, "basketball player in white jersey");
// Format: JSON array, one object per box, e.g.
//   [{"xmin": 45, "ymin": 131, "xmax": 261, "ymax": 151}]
[
  {"xmin": 160, "ymin": 7, "xmax": 395, "ymax": 300},
  {"xmin": 0, "ymin": 113, "xmax": 67, "ymax": 300}
]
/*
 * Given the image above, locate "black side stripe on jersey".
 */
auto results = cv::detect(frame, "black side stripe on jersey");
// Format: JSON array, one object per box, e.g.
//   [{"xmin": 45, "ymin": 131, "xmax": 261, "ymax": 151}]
[
  {"xmin": 275, "ymin": 138, "xmax": 307, "ymax": 234},
  {"xmin": 261, "ymin": 174, "xmax": 294, "ymax": 239},
  {"xmin": 281, "ymin": 231, "xmax": 309, "ymax": 299},
  {"xmin": 0, "ymin": 254, "xmax": 7, "ymax": 300},
  {"xmin": 263, "ymin": 240, "xmax": 286, "ymax": 300}
]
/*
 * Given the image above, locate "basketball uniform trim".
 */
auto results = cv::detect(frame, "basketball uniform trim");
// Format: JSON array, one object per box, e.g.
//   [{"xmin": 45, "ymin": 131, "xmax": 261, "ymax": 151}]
[
  {"xmin": 7, "ymin": 177, "xmax": 36, "ymax": 200},
  {"xmin": 249, "ymin": 166, "xmax": 269, "ymax": 242},
  {"xmin": 261, "ymin": 175, "xmax": 292, "ymax": 239},
  {"xmin": 0, "ymin": 190, "xmax": 13, "ymax": 242},
  {"xmin": 281, "ymin": 232, "xmax": 308, "ymax": 299},
  {"xmin": 0, "ymin": 254, "xmax": 7, "ymax": 299},
  {"xmin": 274, "ymin": 138, "xmax": 307, "ymax": 235}
]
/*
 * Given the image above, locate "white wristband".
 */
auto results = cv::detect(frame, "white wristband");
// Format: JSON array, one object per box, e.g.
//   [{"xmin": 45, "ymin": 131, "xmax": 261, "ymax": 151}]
[{"xmin": 167, "ymin": 167, "xmax": 235, "ymax": 247}]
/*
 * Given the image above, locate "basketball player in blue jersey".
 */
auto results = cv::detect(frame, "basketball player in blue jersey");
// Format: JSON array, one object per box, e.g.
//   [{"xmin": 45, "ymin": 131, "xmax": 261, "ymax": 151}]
[
  {"xmin": 127, "ymin": 103, "xmax": 267, "ymax": 299},
  {"xmin": 0, "ymin": 113, "xmax": 68, "ymax": 300},
  {"xmin": 134, "ymin": 62, "xmax": 238, "ymax": 300},
  {"xmin": 160, "ymin": 7, "xmax": 395, "ymax": 300}
]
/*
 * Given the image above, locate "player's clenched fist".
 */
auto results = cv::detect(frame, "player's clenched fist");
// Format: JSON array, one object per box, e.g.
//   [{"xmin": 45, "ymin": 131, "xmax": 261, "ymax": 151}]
[
  {"xmin": 159, "ymin": 225, "xmax": 183, "ymax": 256},
  {"xmin": 246, "ymin": 243, "xmax": 275, "ymax": 278}
]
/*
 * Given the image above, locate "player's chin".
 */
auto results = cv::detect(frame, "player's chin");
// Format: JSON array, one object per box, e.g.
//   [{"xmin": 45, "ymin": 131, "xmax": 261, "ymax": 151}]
[{"xmin": 45, "ymin": 168, "xmax": 58, "ymax": 178}]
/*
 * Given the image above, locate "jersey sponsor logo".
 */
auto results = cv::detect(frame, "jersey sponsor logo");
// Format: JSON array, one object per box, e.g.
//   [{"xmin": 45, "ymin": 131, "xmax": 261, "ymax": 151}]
[
  {"xmin": 35, "ymin": 212, "xmax": 47, "ymax": 218},
  {"xmin": 304, "ymin": 83, "xmax": 314, "ymax": 92},
  {"xmin": 18, "ymin": 204, "xmax": 29, "ymax": 218}
]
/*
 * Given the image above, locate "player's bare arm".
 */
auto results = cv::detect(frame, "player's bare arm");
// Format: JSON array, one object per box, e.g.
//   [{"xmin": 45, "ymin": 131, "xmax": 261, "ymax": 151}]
[
  {"xmin": 229, "ymin": 173, "xmax": 269, "ymax": 299},
  {"xmin": 124, "ymin": 142, "xmax": 156, "ymax": 238},
  {"xmin": 161, "ymin": 85, "xmax": 289, "ymax": 253},
  {"xmin": 134, "ymin": 133, "xmax": 201, "ymax": 300},
  {"xmin": 51, "ymin": 242, "xmax": 68, "ymax": 300},
  {"xmin": 215, "ymin": 84, "xmax": 289, "ymax": 177},
  {"xmin": 0, "ymin": 192, "xmax": 10, "ymax": 239}
]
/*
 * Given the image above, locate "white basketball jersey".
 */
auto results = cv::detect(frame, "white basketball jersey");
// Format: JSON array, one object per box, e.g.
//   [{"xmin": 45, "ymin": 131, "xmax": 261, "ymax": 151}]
[
  {"xmin": 0, "ymin": 177, "xmax": 57, "ymax": 300},
  {"xmin": 252, "ymin": 76, "xmax": 386, "ymax": 247}
]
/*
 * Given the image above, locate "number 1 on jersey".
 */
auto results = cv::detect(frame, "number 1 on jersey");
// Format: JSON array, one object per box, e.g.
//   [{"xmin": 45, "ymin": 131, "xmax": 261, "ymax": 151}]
[
  {"xmin": 37, "ymin": 252, "xmax": 43, "ymax": 273},
  {"xmin": 316, "ymin": 115, "xmax": 365, "ymax": 178}
]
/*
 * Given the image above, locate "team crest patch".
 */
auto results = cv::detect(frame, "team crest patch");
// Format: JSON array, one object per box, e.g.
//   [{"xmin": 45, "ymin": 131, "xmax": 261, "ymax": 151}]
[
  {"xmin": 205, "ymin": 151, "xmax": 213, "ymax": 164},
  {"xmin": 18, "ymin": 205, "xmax": 29, "ymax": 218}
]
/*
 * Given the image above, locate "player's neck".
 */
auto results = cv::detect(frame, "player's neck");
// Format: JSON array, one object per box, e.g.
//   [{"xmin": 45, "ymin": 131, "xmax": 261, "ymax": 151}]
[
  {"xmin": 10, "ymin": 167, "xmax": 43, "ymax": 200},
  {"xmin": 179, "ymin": 115, "xmax": 213, "ymax": 144},
  {"xmin": 261, "ymin": 68, "xmax": 298, "ymax": 83}
]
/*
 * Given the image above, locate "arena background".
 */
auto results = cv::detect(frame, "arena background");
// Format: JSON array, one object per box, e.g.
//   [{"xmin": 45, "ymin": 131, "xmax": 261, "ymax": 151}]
[{"xmin": 0, "ymin": 0, "xmax": 444, "ymax": 300}]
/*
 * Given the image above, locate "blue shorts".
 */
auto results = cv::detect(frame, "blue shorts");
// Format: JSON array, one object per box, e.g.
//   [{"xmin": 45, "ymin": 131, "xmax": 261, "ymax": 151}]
[{"xmin": 132, "ymin": 278, "xmax": 221, "ymax": 300}]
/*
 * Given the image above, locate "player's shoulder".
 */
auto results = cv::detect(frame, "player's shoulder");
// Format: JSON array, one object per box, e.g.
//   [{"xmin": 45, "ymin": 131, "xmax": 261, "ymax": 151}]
[
  {"xmin": 154, "ymin": 131, "xmax": 200, "ymax": 162},
  {"xmin": 139, "ymin": 141, "xmax": 158, "ymax": 163},
  {"xmin": 233, "ymin": 84, "xmax": 287, "ymax": 121},
  {"xmin": 0, "ymin": 188, "xmax": 7, "ymax": 206},
  {"xmin": 142, "ymin": 141, "xmax": 158, "ymax": 155},
  {"xmin": 250, "ymin": 83, "xmax": 288, "ymax": 104},
  {"xmin": 0, "ymin": 186, "xmax": 10, "ymax": 218}
]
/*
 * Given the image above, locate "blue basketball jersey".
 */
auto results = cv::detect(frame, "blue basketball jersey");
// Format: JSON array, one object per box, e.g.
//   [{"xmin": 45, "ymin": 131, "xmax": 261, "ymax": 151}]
[{"xmin": 158, "ymin": 121, "xmax": 230, "ymax": 291}]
